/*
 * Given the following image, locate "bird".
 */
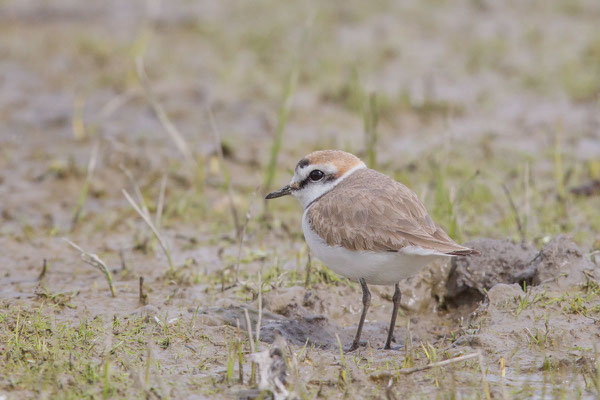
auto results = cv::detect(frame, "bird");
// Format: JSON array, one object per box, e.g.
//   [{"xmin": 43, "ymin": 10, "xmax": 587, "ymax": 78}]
[{"xmin": 265, "ymin": 150, "xmax": 477, "ymax": 351}]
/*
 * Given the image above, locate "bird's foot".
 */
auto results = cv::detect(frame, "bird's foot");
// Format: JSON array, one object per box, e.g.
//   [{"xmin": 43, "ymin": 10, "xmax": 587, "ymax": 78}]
[
  {"xmin": 383, "ymin": 337, "xmax": 404, "ymax": 351},
  {"xmin": 345, "ymin": 340, "xmax": 367, "ymax": 353}
]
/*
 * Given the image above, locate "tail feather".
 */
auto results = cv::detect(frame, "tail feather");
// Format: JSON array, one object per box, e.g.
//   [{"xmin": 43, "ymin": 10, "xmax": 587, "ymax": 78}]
[{"xmin": 447, "ymin": 248, "xmax": 480, "ymax": 256}]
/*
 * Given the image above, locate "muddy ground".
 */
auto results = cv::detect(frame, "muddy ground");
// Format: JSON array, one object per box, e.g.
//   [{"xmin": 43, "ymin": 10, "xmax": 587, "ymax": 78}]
[{"xmin": 1, "ymin": 0, "xmax": 600, "ymax": 399}]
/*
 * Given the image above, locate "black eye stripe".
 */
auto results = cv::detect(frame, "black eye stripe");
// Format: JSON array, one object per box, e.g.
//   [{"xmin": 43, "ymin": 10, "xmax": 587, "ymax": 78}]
[
  {"xmin": 298, "ymin": 177, "xmax": 311, "ymax": 189},
  {"xmin": 298, "ymin": 170, "xmax": 333, "ymax": 189}
]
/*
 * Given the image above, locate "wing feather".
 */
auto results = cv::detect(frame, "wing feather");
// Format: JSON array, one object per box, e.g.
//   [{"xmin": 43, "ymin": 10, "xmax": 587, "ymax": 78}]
[{"xmin": 307, "ymin": 168, "xmax": 474, "ymax": 254}]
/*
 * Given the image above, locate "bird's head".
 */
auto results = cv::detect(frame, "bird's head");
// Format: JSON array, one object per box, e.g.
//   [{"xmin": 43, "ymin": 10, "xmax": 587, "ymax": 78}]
[{"xmin": 265, "ymin": 150, "xmax": 365, "ymax": 208}]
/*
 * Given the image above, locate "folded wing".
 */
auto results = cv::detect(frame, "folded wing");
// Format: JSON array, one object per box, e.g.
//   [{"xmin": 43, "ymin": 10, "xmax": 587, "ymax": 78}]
[{"xmin": 306, "ymin": 168, "xmax": 475, "ymax": 255}]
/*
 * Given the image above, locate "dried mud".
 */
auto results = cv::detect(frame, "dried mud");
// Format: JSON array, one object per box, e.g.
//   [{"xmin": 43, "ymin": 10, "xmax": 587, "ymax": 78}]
[{"xmin": 1, "ymin": 0, "xmax": 600, "ymax": 399}]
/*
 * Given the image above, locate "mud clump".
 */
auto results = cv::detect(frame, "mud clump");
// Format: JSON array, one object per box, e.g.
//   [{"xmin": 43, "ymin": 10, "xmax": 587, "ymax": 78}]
[
  {"xmin": 445, "ymin": 238, "xmax": 537, "ymax": 304},
  {"xmin": 445, "ymin": 235, "xmax": 599, "ymax": 306},
  {"xmin": 530, "ymin": 234, "xmax": 596, "ymax": 288},
  {"xmin": 398, "ymin": 258, "xmax": 452, "ymax": 312}
]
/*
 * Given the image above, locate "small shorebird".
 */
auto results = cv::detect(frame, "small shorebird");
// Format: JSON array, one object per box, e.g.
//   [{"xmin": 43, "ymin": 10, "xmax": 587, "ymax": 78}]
[{"xmin": 266, "ymin": 150, "xmax": 476, "ymax": 351}]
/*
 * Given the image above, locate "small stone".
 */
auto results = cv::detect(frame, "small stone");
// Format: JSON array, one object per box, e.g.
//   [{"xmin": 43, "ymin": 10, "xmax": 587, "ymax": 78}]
[
  {"xmin": 486, "ymin": 283, "xmax": 524, "ymax": 307},
  {"xmin": 131, "ymin": 304, "xmax": 159, "ymax": 320}
]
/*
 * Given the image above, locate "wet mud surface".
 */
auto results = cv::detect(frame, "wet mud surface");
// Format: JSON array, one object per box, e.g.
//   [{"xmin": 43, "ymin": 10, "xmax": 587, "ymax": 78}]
[{"xmin": 1, "ymin": 0, "xmax": 600, "ymax": 398}]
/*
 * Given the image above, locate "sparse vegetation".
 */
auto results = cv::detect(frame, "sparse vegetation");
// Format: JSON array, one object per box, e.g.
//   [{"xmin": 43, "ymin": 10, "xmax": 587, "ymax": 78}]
[{"xmin": 1, "ymin": 0, "xmax": 600, "ymax": 399}]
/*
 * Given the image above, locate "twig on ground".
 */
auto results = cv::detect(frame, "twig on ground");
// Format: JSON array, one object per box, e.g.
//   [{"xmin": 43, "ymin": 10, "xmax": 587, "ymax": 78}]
[
  {"xmin": 63, "ymin": 238, "xmax": 116, "ymax": 297},
  {"xmin": 139, "ymin": 277, "xmax": 148, "ymax": 306},
  {"xmin": 391, "ymin": 352, "xmax": 480, "ymax": 375},
  {"xmin": 38, "ymin": 259, "xmax": 48, "ymax": 281},
  {"xmin": 123, "ymin": 189, "xmax": 174, "ymax": 271}
]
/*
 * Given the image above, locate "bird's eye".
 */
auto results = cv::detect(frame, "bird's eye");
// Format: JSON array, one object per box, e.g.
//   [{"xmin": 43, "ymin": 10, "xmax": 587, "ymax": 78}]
[{"xmin": 309, "ymin": 169, "xmax": 324, "ymax": 181}]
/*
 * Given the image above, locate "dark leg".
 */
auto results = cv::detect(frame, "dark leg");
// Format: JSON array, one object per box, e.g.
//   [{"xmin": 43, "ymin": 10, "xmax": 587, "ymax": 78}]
[
  {"xmin": 348, "ymin": 278, "xmax": 370, "ymax": 352},
  {"xmin": 384, "ymin": 283, "xmax": 401, "ymax": 350}
]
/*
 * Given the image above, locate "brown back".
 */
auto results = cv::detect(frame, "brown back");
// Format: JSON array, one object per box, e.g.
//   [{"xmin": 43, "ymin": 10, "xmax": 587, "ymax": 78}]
[{"xmin": 306, "ymin": 168, "xmax": 473, "ymax": 254}]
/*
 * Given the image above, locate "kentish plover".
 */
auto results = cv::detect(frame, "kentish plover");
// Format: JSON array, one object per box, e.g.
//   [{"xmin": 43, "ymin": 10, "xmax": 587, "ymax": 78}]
[{"xmin": 266, "ymin": 150, "xmax": 476, "ymax": 351}]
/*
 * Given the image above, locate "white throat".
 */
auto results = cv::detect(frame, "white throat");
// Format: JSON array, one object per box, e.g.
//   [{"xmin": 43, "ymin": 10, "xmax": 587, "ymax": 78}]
[{"xmin": 292, "ymin": 163, "xmax": 365, "ymax": 209}]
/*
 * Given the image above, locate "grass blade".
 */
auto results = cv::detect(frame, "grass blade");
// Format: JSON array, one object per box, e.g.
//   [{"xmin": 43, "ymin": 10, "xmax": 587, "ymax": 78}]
[
  {"xmin": 63, "ymin": 238, "xmax": 116, "ymax": 297},
  {"xmin": 122, "ymin": 189, "xmax": 174, "ymax": 271},
  {"xmin": 264, "ymin": 67, "xmax": 298, "ymax": 195}
]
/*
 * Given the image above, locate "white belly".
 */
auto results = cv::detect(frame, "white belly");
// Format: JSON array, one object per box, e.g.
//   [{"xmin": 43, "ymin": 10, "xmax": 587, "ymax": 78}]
[{"xmin": 302, "ymin": 210, "xmax": 446, "ymax": 285}]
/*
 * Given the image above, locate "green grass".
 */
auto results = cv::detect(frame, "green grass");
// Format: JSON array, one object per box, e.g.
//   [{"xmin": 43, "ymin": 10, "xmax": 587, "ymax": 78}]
[{"xmin": 3, "ymin": 0, "xmax": 600, "ymax": 398}]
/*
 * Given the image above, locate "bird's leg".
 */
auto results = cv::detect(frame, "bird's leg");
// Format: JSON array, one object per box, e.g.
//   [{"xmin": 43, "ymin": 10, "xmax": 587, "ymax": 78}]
[
  {"xmin": 384, "ymin": 283, "xmax": 402, "ymax": 350},
  {"xmin": 348, "ymin": 278, "xmax": 370, "ymax": 352}
]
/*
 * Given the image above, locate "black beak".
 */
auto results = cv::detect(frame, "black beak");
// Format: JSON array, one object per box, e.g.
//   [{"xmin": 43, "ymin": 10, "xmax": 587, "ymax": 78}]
[{"xmin": 265, "ymin": 185, "xmax": 292, "ymax": 199}]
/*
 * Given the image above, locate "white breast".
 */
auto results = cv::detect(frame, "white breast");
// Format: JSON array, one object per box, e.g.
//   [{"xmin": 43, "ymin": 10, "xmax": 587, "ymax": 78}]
[{"xmin": 302, "ymin": 209, "xmax": 447, "ymax": 285}]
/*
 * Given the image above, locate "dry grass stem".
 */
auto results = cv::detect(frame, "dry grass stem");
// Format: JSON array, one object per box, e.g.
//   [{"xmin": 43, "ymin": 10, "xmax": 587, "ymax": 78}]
[
  {"xmin": 256, "ymin": 271, "xmax": 262, "ymax": 343},
  {"xmin": 236, "ymin": 319, "xmax": 244, "ymax": 384},
  {"xmin": 234, "ymin": 188, "xmax": 259, "ymax": 282},
  {"xmin": 155, "ymin": 173, "xmax": 167, "ymax": 229},
  {"xmin": 208, "ymin": 107, "xmax": 241, "ymax": 236},
  {"xmin": 119, "ymin": 249, "xmax": 129, "ymax": 272},
  {"xmin": 364, "ymin": 92, "xmax": 379, "ymax": 169},
  {"xmin": 502, "ymin": 184, "xmax": 525, "ymax": 242},
  {"xmin": 98, "ymin": 88, "xmax": 141, "ymax": 121},
  {"xmin": 263, "ymin": 67, "xmax": 298, "ymax": 200},
  {"xmin": 243, "ymin": 308, "xmax": 255, "ymax": 353},
  {"xmin": 123, "ymin": 189, "xmax": 174, "ymax": 271},
  {"xmin": 304, "ymin": 250, "xmax": 312, "ymax": 288},
  {"xmin": 120, "ymin": 164, "xmax": 151, "ymax": 219},
  {"xmin": 135, "ymin": 56, "xmax": 195, "ymax": 166},
  {"xmin": 63, "ymin": 238, "xmax": 116, "ymax": 297},
  {"xmin": 71, "ymin": 142, "xmax": 99, "ymax": 229},
  {"xmin": 478, "ymin": 352, "xmax": 492, "ymax": 400},
  {"xmin": 395, "ymin": 352, "xmax": 480, "ymax": 375},
  {"xmin": 244, "ymin": 308, "xmax": 256, "ymax": 385},
  {"xmin": 72, "ymin": 95, "xmax": 86, "ymax": 140},
  {"xmin": 500, "ymin": 356, "xmax": 508, "ymax": 400}
]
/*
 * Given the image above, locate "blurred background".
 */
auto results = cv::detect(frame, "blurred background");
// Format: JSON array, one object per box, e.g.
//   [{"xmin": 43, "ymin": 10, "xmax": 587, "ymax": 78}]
[
  {"xmin": 1, "ymin": 1, "xmax": 600, "ymax": 398},
  {"xmin": 1, "ymin": 0, "xmax": 599, "ymax": 248}
]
